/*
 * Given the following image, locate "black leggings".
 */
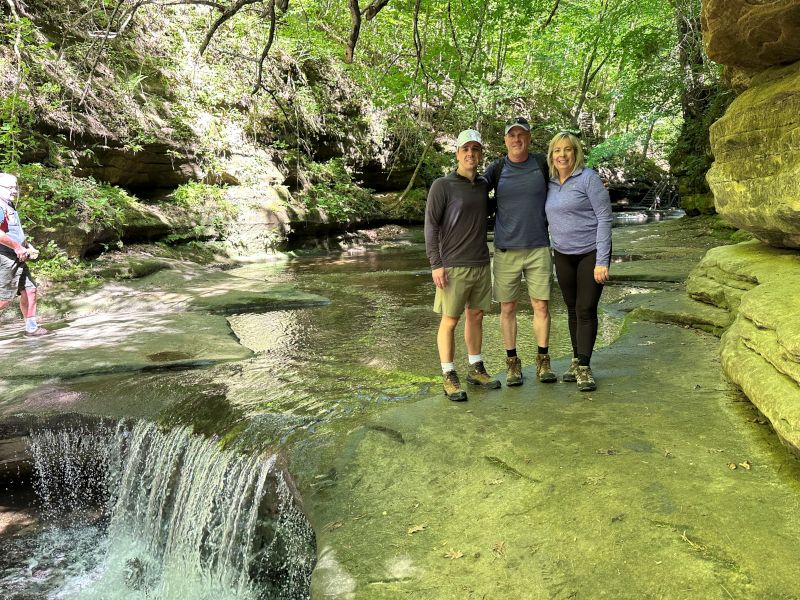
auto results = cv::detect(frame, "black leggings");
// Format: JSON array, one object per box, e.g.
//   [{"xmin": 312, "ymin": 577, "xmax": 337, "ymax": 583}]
[{"xmin": 553, "ymin": 249, "xmax": 604, "ymax": 364}]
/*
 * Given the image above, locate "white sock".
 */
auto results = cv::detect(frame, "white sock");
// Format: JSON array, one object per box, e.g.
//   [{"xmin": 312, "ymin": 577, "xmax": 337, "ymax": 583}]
[
  {"xmin": 25, "ymin": 317, "xmax": 38, "ymax": 333},
  {"xmin": 468, "ymin": 354, "xmax": 482, "ymax": 365},
  {"xmin": 441, "ymin": 362, "xmax": 455, "ymax": 374}
]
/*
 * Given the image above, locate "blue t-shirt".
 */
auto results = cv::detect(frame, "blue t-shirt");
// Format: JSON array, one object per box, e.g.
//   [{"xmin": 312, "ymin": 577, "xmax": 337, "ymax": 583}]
[{"xmin": 484, "ymin": 155, "xmax": 549, "ymax": 249}]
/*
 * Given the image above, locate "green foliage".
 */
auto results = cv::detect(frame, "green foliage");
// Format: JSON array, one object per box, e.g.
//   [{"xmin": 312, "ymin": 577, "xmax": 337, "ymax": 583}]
[
  {"xmin": 31, "ymin": 241, "xmax": 100, "ymax": 286},
  {"xmin": 173, "ymin": 181, "xmax": 227, "ymax": 208},
  {"xmin": 300, "ymin": 158, "xmax": 379, "ymax": 222},
  {"xmin": 0, "ymin": 94, "xmax": 34, "ymax": 165},
  {"xmin": 11, "ymin": 164, "xmax": 132, "ymax": 234},
  {"xmin": 668, "ymin": 84, "xmax": 734, "ymax": 196},
  {"xmin": 382, "ymin": 187, "xmax": 427, "ymax": 222},
  {"xmin": 171, "ymin": 181, "xmax": 237, "ymax": 239},
  {"xmin": 587, "ymin": 133, "xmax": 641, "ymax": 168}
]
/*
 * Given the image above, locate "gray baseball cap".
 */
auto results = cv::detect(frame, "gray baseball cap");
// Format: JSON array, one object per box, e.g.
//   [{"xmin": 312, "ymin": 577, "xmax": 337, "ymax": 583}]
[
  {"xmin": 456, "ymin": 129, "xmax": 483, "ymax": 148},
  {"xmin": 504, "ymin": 117, "xmax": 531, "ymax": 135}
]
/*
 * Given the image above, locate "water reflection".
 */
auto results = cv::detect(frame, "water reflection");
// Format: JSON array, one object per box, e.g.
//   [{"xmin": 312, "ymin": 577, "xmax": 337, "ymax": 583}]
[
  {"xmin": 612, "ymin": 209, "xmax": 685, "ymax": 227},
  {"xmin": 20, "ymin": 231, "xmax": 639, "ymax": 446}
]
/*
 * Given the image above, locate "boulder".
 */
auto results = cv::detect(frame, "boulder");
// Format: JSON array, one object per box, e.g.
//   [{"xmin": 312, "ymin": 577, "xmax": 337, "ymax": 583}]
[
  {"xmin": 702, "ymin": 0, "xmax": 800, "ymax": 70},
  {"xmin": 706, "ymin": 60, "xmax": 800, "ymax": 249},
  {"xmin": 686, "ymin": 241, "xmax": 800, "ymax": 454}
]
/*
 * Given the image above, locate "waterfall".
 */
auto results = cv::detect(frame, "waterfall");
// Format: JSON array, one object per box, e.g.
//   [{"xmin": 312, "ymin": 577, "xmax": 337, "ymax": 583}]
[{"xmin": 21, "ymin": 421, "xmax": 314, "ymax": 599}]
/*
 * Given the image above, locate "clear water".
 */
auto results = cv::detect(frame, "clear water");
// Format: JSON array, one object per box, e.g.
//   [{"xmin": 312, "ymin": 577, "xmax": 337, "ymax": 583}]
[{"xmin": 1, "ymin": 226, "xmax": 655, "ymax": 598}]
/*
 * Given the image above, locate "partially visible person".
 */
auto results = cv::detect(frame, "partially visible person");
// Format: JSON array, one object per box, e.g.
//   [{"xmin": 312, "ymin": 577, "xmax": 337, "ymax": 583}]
[
  {"xmin": 0, "ymin": 172, "xmax": 49, "ymax": 336},
  {"xmin": 484, "ymin": 116, "xmax": 556, "ymax": 387},
  {"xmin": 544, "ymin": 132, "xmax": 611, "ymax": 392},
  {"xmin": 425, "ymin": 129, "xmax": 500, "ymax": 402}
]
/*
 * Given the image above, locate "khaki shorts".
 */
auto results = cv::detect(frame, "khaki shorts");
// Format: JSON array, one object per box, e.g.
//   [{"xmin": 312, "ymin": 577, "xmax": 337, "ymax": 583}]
[
  {"xmin": 434, "ymin": 264, "xmax": 492, "ymax": 316},
  {"xmin": 0, "ymin": 254, "xmax": 35, "ymax": 301},
  {"xmin": 492, "ymin": 246, "xmax": 552, "ymax": 302}
]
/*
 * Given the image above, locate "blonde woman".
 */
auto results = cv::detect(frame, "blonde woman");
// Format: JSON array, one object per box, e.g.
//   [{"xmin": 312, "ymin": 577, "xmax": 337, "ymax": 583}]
[{"xmin": 544, "ymin": 132, "xmax": 612, "ymax": 391}]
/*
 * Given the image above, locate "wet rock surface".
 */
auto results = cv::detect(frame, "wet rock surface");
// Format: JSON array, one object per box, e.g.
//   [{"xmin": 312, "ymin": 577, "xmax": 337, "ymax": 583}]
[
  {"xmin": 2, "ymin": 219, "xmax": 798, "ymax": 599},
  {"xmin": 302, "ymin": 218, "xmax": 800, "ymax": 598},
  {"xmin": 307, "ymin": 320, "xmax": 800, "ymax": 598},
  {"xmin": 0, "ymin": 257, "xmax": 328, "ymax": 395}
]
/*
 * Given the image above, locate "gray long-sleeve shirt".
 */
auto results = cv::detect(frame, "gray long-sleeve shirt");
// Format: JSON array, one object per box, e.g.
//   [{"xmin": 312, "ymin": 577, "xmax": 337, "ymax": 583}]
[
  {"xmin": 545, "ymin": 167, "xmax": 612, "ymax": 266},
  {"xmin": 424, "ymin": 171, "xmax": 491, "ymax": 269}
]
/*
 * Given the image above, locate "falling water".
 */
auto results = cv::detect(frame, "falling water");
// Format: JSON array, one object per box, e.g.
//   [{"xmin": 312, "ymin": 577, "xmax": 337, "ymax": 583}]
[{"xmin": 3, "ymin": 421, "xmax": 314, "ymax": 599}]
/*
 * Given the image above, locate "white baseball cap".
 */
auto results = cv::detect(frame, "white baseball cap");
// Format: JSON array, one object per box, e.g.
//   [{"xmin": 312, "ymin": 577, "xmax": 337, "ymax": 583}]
[{"xmin": 456, "ymin": 129, "xmax": 483, "ymax": 148}]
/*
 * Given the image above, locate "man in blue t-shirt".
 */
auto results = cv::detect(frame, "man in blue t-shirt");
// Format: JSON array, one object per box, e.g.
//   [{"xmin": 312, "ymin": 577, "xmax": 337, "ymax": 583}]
[
  {"xmin": 484, "ymin": 117, "xmax": 556, "ymax": 386},
  {"xmin": 0, "ymin": 172, "xmax": 49, "ymax": 336}
]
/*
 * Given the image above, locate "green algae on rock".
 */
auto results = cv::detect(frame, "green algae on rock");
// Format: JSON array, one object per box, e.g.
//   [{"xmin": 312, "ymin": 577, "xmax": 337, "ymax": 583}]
[
  {"xmin": 687, "ymin": 241, "xmax": 800, "ymax": 453},
  {"xmin": 706, "ymin": 61, "xmax": 800, "ymax": 249}
]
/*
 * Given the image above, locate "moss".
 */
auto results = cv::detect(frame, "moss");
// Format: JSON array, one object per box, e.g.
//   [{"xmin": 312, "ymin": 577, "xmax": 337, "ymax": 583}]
[
  {"xmin": 680, "ymin": 193, "xmax": 716, "ymax": 216},
  {"xmin": 668, "ymin": 84, "xmax": 735, "ymax": 208}
]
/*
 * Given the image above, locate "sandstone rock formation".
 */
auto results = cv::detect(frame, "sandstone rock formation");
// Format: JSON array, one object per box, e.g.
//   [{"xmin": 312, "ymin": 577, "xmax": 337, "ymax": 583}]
[
  {"xmin": 706, "ymin": 61, "xmax": 800, "ymax": 249},
  {"xmin": 702, "ymin": 0, "xmax": 800, "ymax": 70},
  {"xmin": 699, "ymin": 1, "xmax": 800, "ymax": 454},
  {"xmin": 687, "ymin": 242, "xmax": 800, "ymax": 453}
]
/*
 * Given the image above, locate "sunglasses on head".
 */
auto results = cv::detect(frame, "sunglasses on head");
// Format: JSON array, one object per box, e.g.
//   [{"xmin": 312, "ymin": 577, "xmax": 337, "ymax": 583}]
[{"xmin": 505, "ymin": 117, "xmax": 529, "ymax": 127}]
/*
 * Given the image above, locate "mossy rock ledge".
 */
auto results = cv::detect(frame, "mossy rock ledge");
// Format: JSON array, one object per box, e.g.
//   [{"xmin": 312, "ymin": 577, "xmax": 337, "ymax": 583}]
[
  {"xmin": 706, "ymin": 59, "xmax": 800, "ymax": 249},
  {"xmin": 687, "ymin": 240, "xmax": 800, "ymax": 454}
]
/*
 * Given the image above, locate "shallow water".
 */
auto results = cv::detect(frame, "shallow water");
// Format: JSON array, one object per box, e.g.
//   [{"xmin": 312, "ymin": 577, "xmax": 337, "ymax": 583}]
[
  {"xmin": 35, "ymin": 234, "xmax": 642, "ymax": 447},
  {"xmin": 0, "ymin": 227, "xmax": 659, "ymax": 598}
]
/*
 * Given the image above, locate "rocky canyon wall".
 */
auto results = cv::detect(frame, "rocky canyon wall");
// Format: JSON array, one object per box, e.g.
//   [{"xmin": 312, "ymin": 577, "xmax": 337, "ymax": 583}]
[{"xmin": 691, "ymin": 0, "xmax": 800, "ymax": 453}]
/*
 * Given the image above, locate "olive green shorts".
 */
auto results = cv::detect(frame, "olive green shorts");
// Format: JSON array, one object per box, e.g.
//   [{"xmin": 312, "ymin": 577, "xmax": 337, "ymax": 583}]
[
  {"xmin": 434, "ymin": 264, "xmax": 492, "ymax": 317},
  {"xmin": 492, "ymin": 246, "xmax": 552, "ymax": 302}
]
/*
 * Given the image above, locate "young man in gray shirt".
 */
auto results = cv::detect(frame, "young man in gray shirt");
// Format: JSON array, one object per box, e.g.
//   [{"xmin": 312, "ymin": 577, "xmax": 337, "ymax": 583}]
[
  {"xmin": 425, "ymin": 129, "xmax": 500, "ymax": 401},
  {"xmin": 484, "ymin": 117, "xmax": 557, "ymax": 386}
]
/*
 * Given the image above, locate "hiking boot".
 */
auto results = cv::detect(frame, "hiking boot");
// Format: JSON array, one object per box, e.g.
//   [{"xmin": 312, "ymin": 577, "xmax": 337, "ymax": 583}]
[
  {"xmin": 443, "ymin": 370, "xmax": 468, "ymax": 402},
  {"xmin": 466, "ymin": 361, "xmax": 501, "ymax": 389},
  {"xmin": 535, "ymin": 354, "xmax": 557, "ymax": 383},
  {"xmin": 562, "ymin": 358, "xmax": 580, "ymax": 382},
  {"xmin": 576, "ymin": 365, "xmax": 597, "ymax": 392},
  {"xmin": 506, "ymin": 356, "xmax": 523, "ymax": 387},
  {"xmin": 25, "ymin": 327, "xmax": 51, "ymax": 337}
]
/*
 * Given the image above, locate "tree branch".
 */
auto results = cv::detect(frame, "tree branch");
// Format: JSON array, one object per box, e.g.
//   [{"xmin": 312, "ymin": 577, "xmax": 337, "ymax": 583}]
[
  {"xmin": 541, "ymin": 0, "xmax": 559, "ymax": 29},
  {"xmin": 345, "ymin": 0, "xmax": 361, "ymax": 63},
  {"xmin": 199, "ymin": 0, "xmax": 262, "ymax": 56},
  {"xmin": 252, "ymin": 0, "xmax": 277, "ymax": 93},
  {"xmin": 362, "ymin": 0, "xmax": 389, "ymax": 20},
  {"xmin": 413, "ymin": 0, "xmax": 429, "ymax": 81},
  {"xmin": 79, "ymin": 0, "xmax": 127, "ymax": 105}
]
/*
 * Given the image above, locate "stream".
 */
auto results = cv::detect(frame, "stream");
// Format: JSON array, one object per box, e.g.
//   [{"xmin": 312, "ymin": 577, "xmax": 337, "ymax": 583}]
[{"xmin": 0, "ymin": 216, "xmax": 674, "ymax": 599}]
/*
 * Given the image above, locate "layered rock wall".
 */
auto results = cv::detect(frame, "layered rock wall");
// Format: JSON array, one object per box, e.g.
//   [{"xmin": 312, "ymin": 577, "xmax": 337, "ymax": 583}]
[
  {"xmin": 687, "ymin": 243, "xmax": 800, "ymax": 452},
  {"xmin": 706, "ymin": 61, "xmax": 800, "ymax": 248},
  {"xmin": 699, "ymin": 0, "xmax": 800, "ymax": 452}
]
